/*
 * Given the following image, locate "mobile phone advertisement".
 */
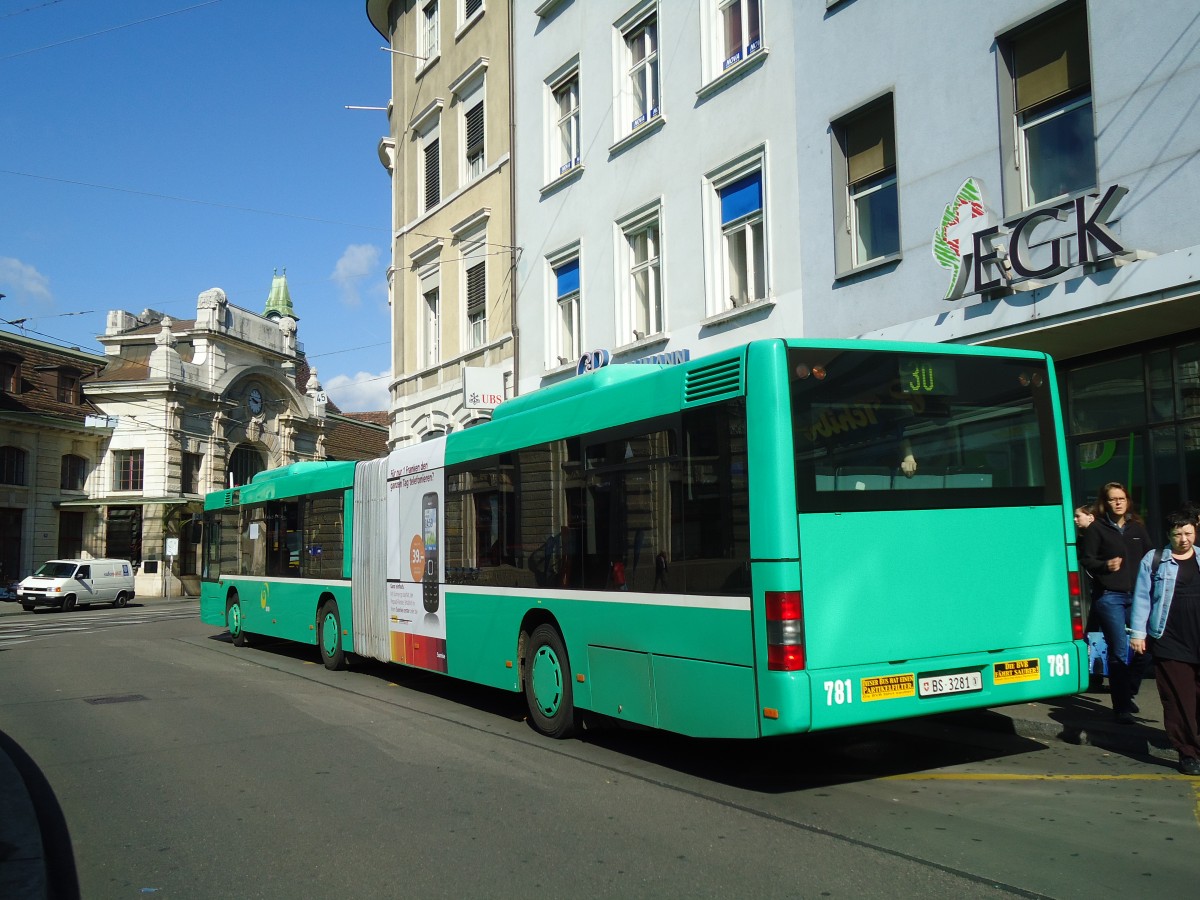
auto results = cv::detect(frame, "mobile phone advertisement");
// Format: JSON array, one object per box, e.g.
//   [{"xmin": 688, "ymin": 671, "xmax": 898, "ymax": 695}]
[{"xmin": 384, "ymin": 439, "xmax": 447, "ymax": 673}]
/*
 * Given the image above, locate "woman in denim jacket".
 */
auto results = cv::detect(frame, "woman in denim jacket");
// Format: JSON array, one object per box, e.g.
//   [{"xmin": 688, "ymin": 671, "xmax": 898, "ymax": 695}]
[{"xmin": 1131, "ymin": 511, "xmax": 1200, "ymax": 776}]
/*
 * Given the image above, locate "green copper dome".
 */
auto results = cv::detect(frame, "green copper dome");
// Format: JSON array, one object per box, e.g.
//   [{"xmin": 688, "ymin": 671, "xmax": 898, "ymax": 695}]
[{"xmin": 263, "ymin": 268, "xmax": 297, "ymax": 321}]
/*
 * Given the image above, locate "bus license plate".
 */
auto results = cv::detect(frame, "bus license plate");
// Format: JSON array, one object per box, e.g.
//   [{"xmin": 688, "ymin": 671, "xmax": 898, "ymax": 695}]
[{"xmin": 919, "ymin": 671, "xmax": 982, "ymax": 698}]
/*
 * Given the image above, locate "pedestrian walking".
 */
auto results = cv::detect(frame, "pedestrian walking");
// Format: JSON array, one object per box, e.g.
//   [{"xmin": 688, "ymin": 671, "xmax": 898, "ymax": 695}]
[
  {"xmin": 1080, "ymin": 482, "xmax": 1152, "ymax": 723},
  {"xmin": 1130, "ymin": 511, "xmax": 1200, "ymax": 775}
]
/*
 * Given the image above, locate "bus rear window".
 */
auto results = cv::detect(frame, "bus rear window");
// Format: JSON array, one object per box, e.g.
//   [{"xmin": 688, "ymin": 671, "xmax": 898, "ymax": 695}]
[{"xmin": 788, "ymin": 349, "xmax": 1061, "ymax": 511}]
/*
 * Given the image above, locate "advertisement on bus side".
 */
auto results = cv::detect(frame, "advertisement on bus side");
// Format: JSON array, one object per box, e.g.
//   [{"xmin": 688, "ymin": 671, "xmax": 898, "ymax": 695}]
[{"xmin": 385, "ymin": 440, "xmax": 447, "ymax": 673}]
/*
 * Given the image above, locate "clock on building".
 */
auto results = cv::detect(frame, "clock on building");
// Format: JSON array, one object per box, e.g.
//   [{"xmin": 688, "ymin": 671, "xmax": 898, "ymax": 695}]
[{"xmin": 248, "ymin": 387, "xmax": 263, "ymax": 415}]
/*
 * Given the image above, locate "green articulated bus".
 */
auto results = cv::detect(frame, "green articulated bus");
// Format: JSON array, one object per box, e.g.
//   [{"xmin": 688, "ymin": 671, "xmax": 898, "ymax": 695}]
[{"xmin": 200, "ymin": 338, "xmax": 1088, "ymax": 739}]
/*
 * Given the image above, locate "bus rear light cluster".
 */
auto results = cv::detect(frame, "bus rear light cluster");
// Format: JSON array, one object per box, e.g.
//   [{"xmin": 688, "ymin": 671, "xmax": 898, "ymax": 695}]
[
  {"xmin": 1067, "ymin": 571, "xmax": 1085, "ymax": 641},
  {"xmin": 766, "ymin": 590, "xmax": 806, "ymax": 671}
]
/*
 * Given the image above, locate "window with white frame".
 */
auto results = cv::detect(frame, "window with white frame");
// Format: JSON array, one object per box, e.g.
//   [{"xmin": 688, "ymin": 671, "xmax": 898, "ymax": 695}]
[
  {"xmin": 1001, "ymin": 2, "xmax": 1095, "ymax": 209},
  {"xmin": 552, "ymin": 254, "xmax": 581, "ymax": 365},
  {"xmin": 463, "ymin": 0, "xmax": 483, "ymax": 27},
  {"xmin": 419, "ymin": 0, "xmax": 439, "ymax": 62},
  {"xmin": 423, "ymin": 284, "xmax": 441, "ymax": 367},
  {"xmin": 712, "ymin": 164, "xmax": 765, "ymax": 310},
  {"xmin": 620, "ymin": 206, "xmax": 663, "ymax": 341},
  {"xmin": 718, "ymin": 0, "xmax": 761, "ymax": 71},
  {"xmin": 417, "ymin": 260, "xmax": 441, "ymax": 367},
  {"xmin": 550, "ymin": 68, "xmax": 581, "ymax": 178},
  {"xmin": 832, "ymin": 96, "xmax": 900, "ymax": 272},
  {"xmin": 463, "ymin": 235, "xmax": 487, "ymax": 349},
  {"xmin": 620, "ymin": 7, "xmax": 659, "ymax": 134},
  {"xmin": 420, "ymin": 125, "xmax": 441, "ymax": 213},
  {"xmin": 464, "ymin": 94, "xmax": 485, "ymax": 182}
]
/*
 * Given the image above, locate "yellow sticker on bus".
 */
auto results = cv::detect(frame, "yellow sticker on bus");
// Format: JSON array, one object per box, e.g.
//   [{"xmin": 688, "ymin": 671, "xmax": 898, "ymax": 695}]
[
  {"xmin": 861, "ymin": 673, "xmax": 916, "ymax": 702},
  {"xmin": 993, "ymin": 658, "xmax": 1041, "ymax": 684}
]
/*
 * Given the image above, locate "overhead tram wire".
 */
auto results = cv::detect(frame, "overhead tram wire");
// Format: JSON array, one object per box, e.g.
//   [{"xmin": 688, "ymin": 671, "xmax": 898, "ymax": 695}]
[
  {"xmin": 0, "ymin": 1, "xmax": 225, "ymax": 62},
  {"xmin": 0, "ymin": 169, "xmax": 388, "ymax": 232}
]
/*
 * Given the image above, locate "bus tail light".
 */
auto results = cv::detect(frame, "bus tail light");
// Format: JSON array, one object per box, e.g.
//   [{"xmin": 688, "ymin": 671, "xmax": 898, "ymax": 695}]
[
  {"xmin": 1067, "ymin": 571, "xmax": 1084, "ymax": 640},
  {"xmin": 766, "ymin": 590, "xmax": 805, "ymax": 671}
]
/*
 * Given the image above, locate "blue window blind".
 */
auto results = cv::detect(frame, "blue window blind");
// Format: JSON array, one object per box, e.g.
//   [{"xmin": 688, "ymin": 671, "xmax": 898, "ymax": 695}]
[
  {"xmin": 720, "ymin": 172, "xmax": 762, "ymax": 225},
  {"xmin": 556, "ymin": 258, "xmax": 580, "ymax": 298}
]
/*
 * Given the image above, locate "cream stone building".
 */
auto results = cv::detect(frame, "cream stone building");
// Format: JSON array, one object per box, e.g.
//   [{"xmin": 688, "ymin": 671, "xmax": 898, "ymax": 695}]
[
  {"xmin": 367, "ymin": 0, "xmax": 515, "ymax": 445},
  {"xmin": 1, "ymin": 273, "xmax": 386, "ymax": 596}
]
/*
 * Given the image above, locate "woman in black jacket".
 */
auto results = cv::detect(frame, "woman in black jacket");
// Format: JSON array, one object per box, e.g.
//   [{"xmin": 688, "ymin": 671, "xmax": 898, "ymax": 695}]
[{"xmin": 1080, "ymin": 482, "xmax": 1153, "ymax": 723}]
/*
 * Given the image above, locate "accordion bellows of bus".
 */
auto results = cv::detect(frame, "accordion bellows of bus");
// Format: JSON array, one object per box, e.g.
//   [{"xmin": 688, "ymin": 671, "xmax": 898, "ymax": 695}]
[{"xmin": 200, "ymin": 338, "xmax": 1086, "ymax": 740}]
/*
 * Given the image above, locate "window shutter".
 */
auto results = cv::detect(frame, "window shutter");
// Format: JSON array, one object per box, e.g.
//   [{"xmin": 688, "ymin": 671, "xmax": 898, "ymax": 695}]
[
  {"xmin": 424, "ymin": 139, "xmax": 440, "ymax": 208},
  {"xmin": 465, "ymin": 102, "xmax": 484, "ymax": 158},
  {"xmin": 465, "ymin": 0, "xmax": 482, "ymax": 17},
  {"xmin": 845, "ymin": 102, "xmax": 895, "ymax": 186},
  {"xmin": 466, "ymin": 260, "xmax": 486, "ymax": 316},
  {"xmin": 1014, "ymin": 4, "xmax": 1090, "ymax": 113}
]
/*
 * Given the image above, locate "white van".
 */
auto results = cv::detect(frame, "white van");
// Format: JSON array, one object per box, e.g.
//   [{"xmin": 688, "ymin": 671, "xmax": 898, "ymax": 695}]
[{"xmin": 18, "ymin": 559, "xmax": 136, "ymax": 612}]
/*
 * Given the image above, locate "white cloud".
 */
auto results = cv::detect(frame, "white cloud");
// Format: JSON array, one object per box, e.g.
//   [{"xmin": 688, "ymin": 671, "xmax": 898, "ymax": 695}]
[
  {"xmin": 0, "ymin": 257, "xmax": 54, "ymax": 311},
  {"xmin": 331, "ymin": 244, "xmax": 381, "ymax": 307},
  {"xmin": 324, "ymin": 369, "xmax": 390, "ymax": 413}
]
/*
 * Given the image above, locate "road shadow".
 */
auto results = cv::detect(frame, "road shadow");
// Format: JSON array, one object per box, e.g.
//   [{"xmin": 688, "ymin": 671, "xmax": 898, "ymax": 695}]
[{"xmin": 208, "ymin": 630, "xmax": 1056, "ymax": 793}]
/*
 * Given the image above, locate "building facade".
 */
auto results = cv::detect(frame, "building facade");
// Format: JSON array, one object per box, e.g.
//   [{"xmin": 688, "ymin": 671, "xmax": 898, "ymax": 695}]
[
  {"xmin": 503, "ymin": 0, "xmax": 1200, "ymax": 539},
  {"xmin": 1, "ymin": 274, "xmax": 387, "ymax": 594},
  {"xmin": 367, "ymin": 0, "xmax": 516, "ymax": 446},
  {"xmin": 1, "ymin": 334, "xmax": 107, "ymax": 589}
]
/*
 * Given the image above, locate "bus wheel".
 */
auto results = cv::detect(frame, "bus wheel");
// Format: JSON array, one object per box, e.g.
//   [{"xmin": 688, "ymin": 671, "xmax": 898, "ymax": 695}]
[
  {"xmin": 226, "ymin": 593, "xmax": 248, "ymax": 647},
  {"xmin": 524, "ymin": 624, "xmax": 576, "ymax": 739},
  {"xmin": 113, "ymin": 592, "xmax": 129, "ymax": 608},
  {"xmin": 60, "ymin": 595, "xmax": 76, "ymax": 613},
  {"xmin": 318, "ymin": 601, "xmax": 347, "ymax": 671}
]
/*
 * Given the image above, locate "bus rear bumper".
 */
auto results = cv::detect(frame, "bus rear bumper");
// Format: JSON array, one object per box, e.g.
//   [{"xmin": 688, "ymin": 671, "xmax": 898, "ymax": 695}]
[{"xmin": 759, "ymin": 640, "xmax": 1088, "ymax": 737}]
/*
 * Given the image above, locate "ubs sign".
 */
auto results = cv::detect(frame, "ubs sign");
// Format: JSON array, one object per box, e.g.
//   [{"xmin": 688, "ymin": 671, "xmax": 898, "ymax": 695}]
[{"xmin": 933, "ymin": 179, "xmax": 1128, "ymax": 301}]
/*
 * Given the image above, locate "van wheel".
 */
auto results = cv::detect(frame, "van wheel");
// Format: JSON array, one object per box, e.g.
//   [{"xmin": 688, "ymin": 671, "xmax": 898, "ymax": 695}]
[
  {"xmin": 523, "ymin": 624, "xmax": 577, "ymax": 739},
  {"xmin": 113, "ymin": 592, "xmax": 129, "ymax": 608},
  {"xmin": 61, "ymin": 595, "xmax": 76, "ymax": 613},
  {"xmin": 226, "ymin": 593, "xmax": 248, "ymax": 647},
  {"xmin": 318, "ymin": 601, "xmax": 346, "ymax": 671}
]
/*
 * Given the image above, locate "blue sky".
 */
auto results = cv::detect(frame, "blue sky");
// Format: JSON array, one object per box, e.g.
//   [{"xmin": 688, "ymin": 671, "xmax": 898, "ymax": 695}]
[{"xmin": 1, "ymin": 0, "xmax": 394, "ymax": 411}]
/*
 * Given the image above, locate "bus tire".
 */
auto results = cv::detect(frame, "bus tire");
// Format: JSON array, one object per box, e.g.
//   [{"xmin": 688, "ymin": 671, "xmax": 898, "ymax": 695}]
[
  {"xmin": 60, "ymin": 595, "xmax": 76, "ymax": 613},
  {"xmin": 227, "ymin": 593, "xmax": 248, "ymax": 647},
  {"xmin": 113, "ymin": 592, "xmax": 129, "ymax": 608},
  {"xmin": 318, "ymin": 600, "xmax": 347, "ymax": 671},
  {"xmin": 524, "ymin": 624, "xmax": 576, "ymax": 739}
]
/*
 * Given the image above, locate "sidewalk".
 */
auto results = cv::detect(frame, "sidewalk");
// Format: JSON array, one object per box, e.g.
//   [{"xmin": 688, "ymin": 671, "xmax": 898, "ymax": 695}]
[{"xmin": 943, "ymin": 679, "xmax": 1176, "ymax": 762}]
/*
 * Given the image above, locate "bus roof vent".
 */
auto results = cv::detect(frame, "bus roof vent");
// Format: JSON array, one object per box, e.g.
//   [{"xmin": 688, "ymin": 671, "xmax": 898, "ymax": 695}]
[{"xmin": 683, "ymin": 357, "xmax": 743, "ymax": 405}]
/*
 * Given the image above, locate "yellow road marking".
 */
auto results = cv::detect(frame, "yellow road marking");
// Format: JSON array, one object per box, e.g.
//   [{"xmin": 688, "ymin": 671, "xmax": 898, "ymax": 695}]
[{"xmin": 884, "ymin": 772, "xmax": 1188, "ymax": 781}]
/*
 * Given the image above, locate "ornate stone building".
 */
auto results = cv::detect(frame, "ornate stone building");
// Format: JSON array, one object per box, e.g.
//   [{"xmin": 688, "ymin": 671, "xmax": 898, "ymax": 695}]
[{"xmin": 1, "ymin": 273, "xmax": 386, "ymax": 596}]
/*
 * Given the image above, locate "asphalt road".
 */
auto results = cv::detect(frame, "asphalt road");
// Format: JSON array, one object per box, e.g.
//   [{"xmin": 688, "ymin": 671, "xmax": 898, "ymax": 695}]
[{"xmin": 1, "ymin": 599, "xmax": 1196, "ymax": 898}]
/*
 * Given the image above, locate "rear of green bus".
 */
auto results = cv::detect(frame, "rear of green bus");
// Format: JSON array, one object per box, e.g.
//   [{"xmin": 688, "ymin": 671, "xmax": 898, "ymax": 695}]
[{"xmin": 750, "ymin": 340, "xmax": 1086, "ymax": 735}]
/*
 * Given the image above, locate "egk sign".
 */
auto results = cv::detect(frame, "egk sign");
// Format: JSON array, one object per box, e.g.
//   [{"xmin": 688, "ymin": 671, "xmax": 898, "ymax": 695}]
[{"xmin": 933, "ymin": 179, "xmax": 1128, "ymax": 301}]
